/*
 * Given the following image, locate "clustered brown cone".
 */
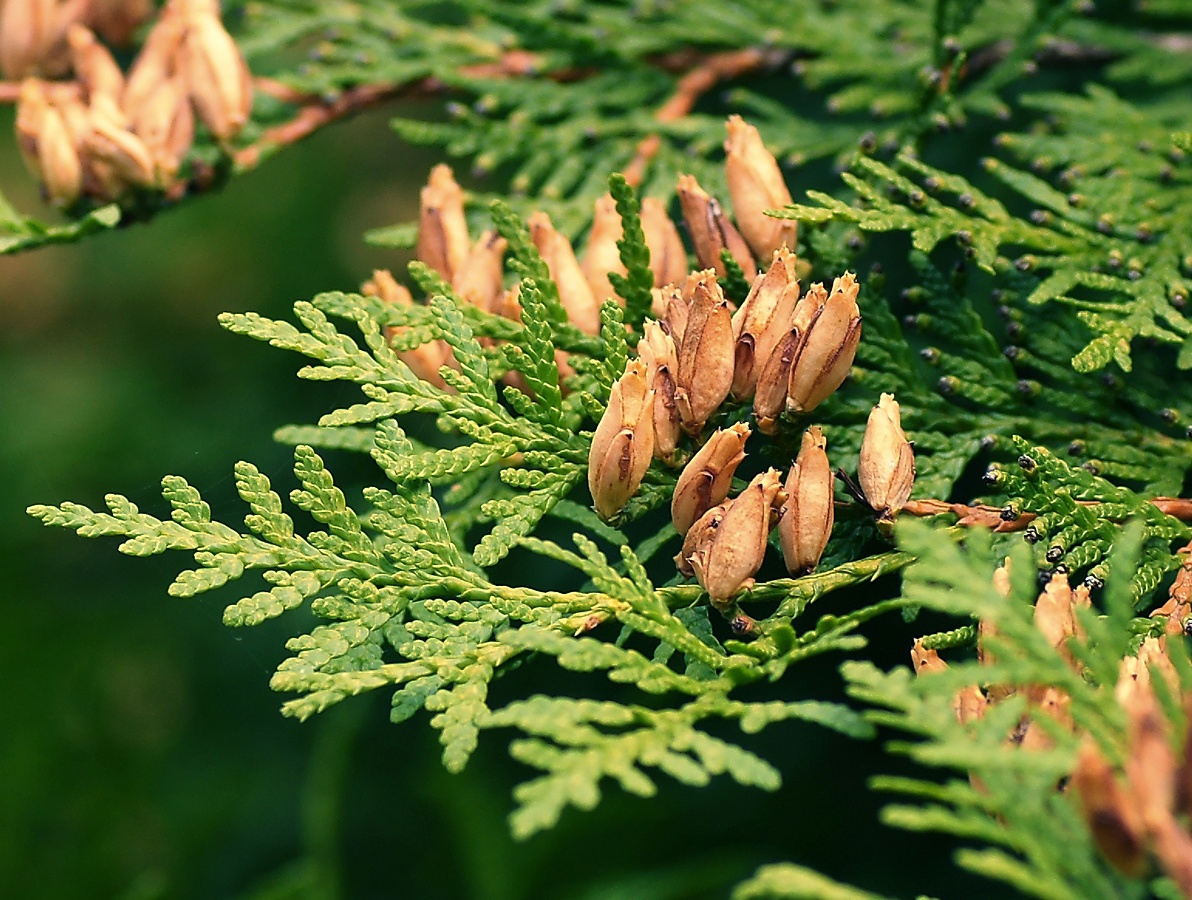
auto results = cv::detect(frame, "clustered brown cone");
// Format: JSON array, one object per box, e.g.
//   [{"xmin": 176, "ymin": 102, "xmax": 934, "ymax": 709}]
[
  {"xmin": 912, "ymin": 566, "xmax": 1192, "ymax": 897},
  {"xmin": 0, "ymin": 0, "xmax": 151, "ymax": 79},
  {"xmin": 11, "ymin": 0, "xmax": 251, "ymax": 207}
]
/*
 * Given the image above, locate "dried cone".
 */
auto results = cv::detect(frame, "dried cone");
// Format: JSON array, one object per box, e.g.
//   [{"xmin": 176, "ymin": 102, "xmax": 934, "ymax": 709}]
[
  {"xmin": 128, "ymin": 75, "xmax": 194, "ymax": 181},
  {"xmin": 685, "ymin": 469, "xmax": 784, "ymax": 608},
  {"xmin": 778, "ymin": 426, "xmax": 834, "ymax": 575},
  {"xmin": 177, "ymin": 0, "xmax": 253, "ymax": 142},
  {"xmin": 660, "ymin": 284, "xmax": 689, "ymax": 346},
  {"xmin": 1072, "ymin": 740, "xmax": 1148, "ymax": 877},
  {"xmin": 858, "ymin": 393, "xmax": 914, "ymax": 521},
  {"xmin": 66, "ymin": 24, "xmax": 123, "ymax": 103},
  {"xmin": 731, "ymin": 246, "xmax": 800, "ymax": 400},
  {"xmin": 452, "ymin": 230, "xmax": 507, "ymax": 314},
  {"xmin": 123, "ymin": 10, "xmax": 185, "ymax": 115},
  {"xmin": 640, "ymin": 197, "xmax": 687, "ymax": 287},
  {"xmin": 86, "ymin": 0, "xmax": 153, "ymax": 45},
  {"xmin": 670, "ymin": 422, "xmax": 751, "ymax": 536},
  {"xmin": 36, "ymin": 93, "xmax": 84, "ymax": 206},
  {"xmin": 752, "ymin": 326, "xmax": 799, "ymax": 436},
  {"xmin": 529, "ymin": 211, "xmax": 602, "ymax": 336},
  {"xmin": 588, "ymin": 359, "xmax": 655, "ymax": 519},
  {"xmin": 0, "ymin": 0, "xmax": 86, "ymax": 78},
  {"xmin": 675, "ymin": 501, "xmax": 727, "ymax": 578},
  {"xmin": 674, "ymin": 272, "xmax": 734, "ymax": 436},
  {"xmin": 676, "ymin": 173, "xmax": 757, "ymax": 281},
  {"xmin": 786, "ymin": 272, "xmax": 861, "ymax": 414},
  {"xmin": 363, "ymin": 269, "xmax": 457, "ymax": 392},
  {"xmin": 909, "ymin": 638, "xmax": 987, "ymax": 724},
  {"xmin": 636, "ymin": 321, "xmax": 681, "ymax": 463},
  {"xmin": 417, "ymin": 164, "xmax": 471, "ymax": 283},
  {"xmin": 724, "ymin": 115, "xmax": 796, "ymax": 259},
  {"xmin": 582, "ymin": 193, "xmax": 627, "ymax": 306},
  {"xmin": 85, "ymin": 96, "xmax": 158, "ymax": 188},
  {"xmin": 1033, "ymin": 572, "xmax": 1089, "ymax": 668}
]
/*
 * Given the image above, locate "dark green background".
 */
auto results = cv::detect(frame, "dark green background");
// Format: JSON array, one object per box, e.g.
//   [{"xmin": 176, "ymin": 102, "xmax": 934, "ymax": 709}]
[{"xmin": 0, "ymin": 105, "xmax": 982, "ymax": 899}]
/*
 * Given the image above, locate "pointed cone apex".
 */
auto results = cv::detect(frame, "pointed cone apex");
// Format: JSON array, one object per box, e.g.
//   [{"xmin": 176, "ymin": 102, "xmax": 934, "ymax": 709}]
[
  {"xmin": 178, "ymin": 5, "xmax": 253, "ymax": 141},
  {"xmin": 858, "ymin": 393, "xmax": 914, "ymax": 520},
  {"xmin": 688, "ymin": 469, "xmax": 784, "ymax": 607},
  {"xmin": 417, "ymin": 164, "xmax": 471, "ymax": 283},
  {"xmin": 67, "ymin": 25, "xmax": 124, "ymax": 102},
  {"xmin": 787, "ymin": 272, "xmax": 861, "ymax": 414},
  {"xmin": 674, "ymin": 273, "xmax": 734, "ymax": 436},
  {"xmin": 641, "ymin": 197, "xmax": 688, "ymax": 287},
  {"xmin": 731, "ymin": 246, "xmax": 800, "ymax": 400},
  {"xmin": 582, "ymin": 193, "xmax": 627, "ymax": 306},
  {"xmin": 724, "ymin": 115, "xmax": 796, "ymax": 259},
  {"xmin": 530, "ymin": 211, "xmax": 602, "ymax": 336},
  {"xmin": 671, "ymin": 422, "xmax": 751, "ymax": 536},
  {"xmin": 588, "ymin": 360, "xmax": 655, "ymax": 519},
  {"xmin": 676, "ymin": 173, "xmax": 757, "ymax": 281},
  {"xmin": 778, "ymin": 426, "xmax": 834, "ymax": 575}
]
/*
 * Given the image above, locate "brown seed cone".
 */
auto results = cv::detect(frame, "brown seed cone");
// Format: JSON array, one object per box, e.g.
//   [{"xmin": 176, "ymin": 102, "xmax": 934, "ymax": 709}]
[
  {"xmin": 452, "ymin": 230, "xmax": 507, "ymax": 314},
  {"xmin": 724, "ymin": 115, "xmax": 796, "ymax": 259},
  {"xmin": 587, "ymin": 359, "xmax": 655, "ymax": 520},
  {"xmin": 128, "ymin": 75, "xmax": 194, "ymax": 181},
  {"xmin": 1072, "ymin": 739, "xmax": 1148, "ymax": 877},
  {"xmin": 641, "ymin": 197, "xmax": 688, "ymax": 287},
  {"xmin": 529, "ymin": 211, "xmax": 602, "ymax": 336},
  {"xmin": 86, "ymin": 0, "xmax": 153, "ymax": 46},
  {"xmin": 177, "ymin": 3, "xmax": 253, "ymax": 142},
  {"xmin": 731, "ymin": 246, "xmax": 800, "ymax": 400},
  {"xmin": 675, "ymin": 501, "xmax": 727, "ymax": 578},
  {"xmin": 66, "ymin": 24, "xmax": 123, "ymax": 102},
  {"xmin": 363, "ymin": 269, "xmax": 457, "ymax": 392},
  {"xmin": 670, "ymin": 422, "xmax": 751, "ymax": 536},
  {"xmin": 778, "ymin": 425, "xmax": 834, "ymax": 575},
  {"xmin": 676, "ymin": 173, "xmax": 757, "ymax": 281},
  {"xmin": 123, "ymin": 10, "xmax": 185, "ymax": 115},
  {"xmin": 637, "ymin": 321, "xmax": 681, "ymax": 463},
  {"xmin": 674, "ymin": 273, "xmax": 734, "ymax": 436},
  {"xmin": 417, "ymin": 164, "xmax": 471, "ymax": 284},
  {"xmin": 0, "ymin": 0, "xmax": 87, "ymax": 78},
  {"xmin": 858, "ymin": 392, "xmax": 915, "ymax": 521},
  {"xmin": 686, "ymin": 469, "xmax": 784, "ymax": 607},
  {"xmin": 752, "ymin": 327, "xmax": 798, "ymax": 436},
  {"xmin": 786, "ymin": 272, "xmax": 861, "ymax": 414},
  {"xmin": 582, "ymin": 193, "xmax": 627, "ymax": 306}
]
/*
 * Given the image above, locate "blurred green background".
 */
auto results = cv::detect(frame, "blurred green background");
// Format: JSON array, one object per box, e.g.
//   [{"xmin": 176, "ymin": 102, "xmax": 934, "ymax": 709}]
[{"xmin": 0, "ymin": 104, "xmax": 991, "ymax": 899}]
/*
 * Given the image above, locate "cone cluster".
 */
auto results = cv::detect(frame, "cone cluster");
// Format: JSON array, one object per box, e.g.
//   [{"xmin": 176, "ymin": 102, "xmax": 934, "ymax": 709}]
[
  {"xmin": 913, "ymin": 567, "xmax": 1192, "ymax": 897},
  {"xmin": 0, "ymin": 0, "xmax": 151, "ymax": 79},
  {"xmin": 12, "ymin": 0, "xmax": 251, "ymax": 207}
]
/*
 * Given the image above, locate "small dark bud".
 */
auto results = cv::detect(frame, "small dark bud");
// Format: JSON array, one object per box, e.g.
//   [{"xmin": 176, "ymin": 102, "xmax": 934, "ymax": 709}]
[
  {"xmin": 1084, "ymin": 574, "xmax": 1104, "ymax": 590},
  {"xmin": 1160, "ymin": 165, "xmax": 1174, "ymax": 184},
  {"xmin": 1000, "ymin": 504, "xmax": 1019, "ymax": 521},
  {"xmin": 908, "ymin": 190, "xmax": 926, "ymax": 207},
  {"xmin": 1102, "ymin": 372, "xmax": 1118, "ymax": 389},
  {"xmin": 1016, "ymin": 377, "xmax": 1038, "ymax": 397},
  {"xmin": 1082, "ymin": 460, "xmax": 1102, "ymax": 476},
  {"xmin": 1160, "ymin": 408, "xmax": 1179, "ymax": 424},
  {"xmin": 921, "ymin": 347, "xmax": 941, "ymax": 364},
  {"xmin": 1003, "ymin": 345, "xmax": 1021, "ymax": 360},
  {"xmin": 1137, "ymin": 140, "xmax": 1152, "ymax": 153},
  {"xmin": 923, "ymin": 176, "xmax": 940, "ymax": 191},
  {"xmin": 1183, "ymin": 617, "xmax": 1192, "ymax": 637},
  {"xmin": 942, "ymin": 36, "xmax": 962, "ymax": 56},
  {"xmin": 958, "ymin": 192, "xmax": 975, "ymax": 209},
  {"xmin": 846, "ymin": 234, "xmax": 864, "ymax": 251},
  {"xmin": 938, "ymin": 375, "xmax": 958, "ymax": 394},
  {"xmin": 1015, "ymin": 255, "xmax": 1037, "ymax": 272},
  {"xmin": 1024, "ymin": 525, "xmax": 1041, "ymax": 544},
  {"xmin": 980, "ymin": 434, "xmax": 997, "ymax": 451},
  {"xmin": 859, "ymin": 131, "xmax": 877, "ymax": 153},
  {"xmin": 1067, "ymin": 440, "xmax": 1085, "ymax": 456},
  {"xmin": 1171, "ymin": 291, "xmax": 1186, "ymax": 310},
  {"xmin": 731, "ymin": 613, "xmax": 758, "ymax": 637},
  {"xmin": 1046, "ymin": 545, "xmax": 1064, "ymax": 563},
  {"xmin": 984, "ymin": 465, "xmax": 1004, "ymax": 485},
  {"xmin": 956, "ymin": 229, "xmax": 972, "ymax": 246},
  {"xmin": 1018, "ymin": 454, "xmax": 1037, "ymax": 473},
  {"xmin": 1022, "ymin": 60, "xmax": 1038, "ymax": 76},
  {"xmin": 1068, "ymin": 193, "xmax": 1084, "ymax": 208},
  {"xmin": 1006, "ymin": 321, "xmax": 1023, "ymax": 340},
  {"xmin": 1107, "ymin": 250, "xmax": 1123, "ymax": 269},
  {"xmin": 1096, "ymin": 214, "xmax": 1114, "ymax": 234},
  {"xmin": 1030, "ymin": 157, "xmax": 1048, "ymax": 174},
  {"xmin": 1135, "ymin": 226, "xmax": 1152, "ymax": 244}
]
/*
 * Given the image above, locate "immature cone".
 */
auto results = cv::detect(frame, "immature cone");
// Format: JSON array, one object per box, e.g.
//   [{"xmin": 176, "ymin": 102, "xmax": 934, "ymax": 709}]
[
  {"xmin": 731, "ymin": 246, "xmax": 800, "ymax": 400},
  {"xmin": 786, "ymin": 272, "xmax": 861, "ymax": 414},
  {"xmin": 640, "ymin": 197, "xmax": 688, "ymax": 287},
  {"xmin": 177, "ymin": 0, "xmax": 253, "ymax": 141},
  {"xmin": 674, "ymin": 272, "xmax": 734, "ymax": 435},
  {"xmin": 582, "ymin": 193, "xmax": 627, "ymax": 306},
  {"xmin": 778, "ymin": 426, "xmax": 834, "ymax": 575},
  {"xmin": 588, "ymin": 360, "xmax": 655, "ymax": 519},
  {"xmin": 724, "ymin": 116, "xmax": 796, "ymax": 259},
  {"xmin": 529, "ymin": 211, "xmax": 602, "ymax": 336},
  {"xmin": 685, "ymin": 469, "xmax": 784, "ymax": 607},
  {"xmin": 671, "ymin": 422, "xmax": 750, "ymax": 536},
  {"xmin": 636, "ymin": 321, "xmax": 681, "ymax": 463},
  {"xmin": 363, "ymin": 269, "xmax": 457, "ymax": 392},
  {"xmin": 910, "ymin": 638, "xmax": 988, "ymax": 724},
  {"xmin": 0, "ymin": 0, "xmax": 86, "ymax": 78},
  {"xmin": 452, "ymin": 230, "xmax": 507, "ymax": 314},
  {"xmin": 1033, "ymin": 572, "xmax": 1089, "ymax": 668},
  {"xmin": 676, "ymin": 174, "xmax": 757, "ymax": 281},
  {"xmin": 858, "ymin": 393, "xmax": 914, "ymax": 521},
  {"xmin": 417, "ymin": 164, "xmax": 471, "ymax": 283},
  {"xmin": 1072, "ymin": 740, "xmax": 1148, "ymax": 877}
]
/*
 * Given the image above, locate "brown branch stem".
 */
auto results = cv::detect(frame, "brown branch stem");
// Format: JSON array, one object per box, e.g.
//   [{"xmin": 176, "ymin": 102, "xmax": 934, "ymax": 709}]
[{"xmin": 902, "ymin": 496, "xmax": 1192, "ymax": 533}]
